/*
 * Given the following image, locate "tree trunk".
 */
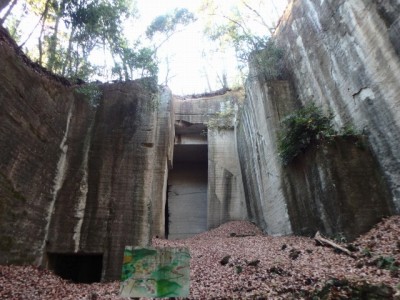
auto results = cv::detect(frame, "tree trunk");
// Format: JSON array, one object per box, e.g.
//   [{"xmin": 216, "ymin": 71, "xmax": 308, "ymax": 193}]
[
  {"xmin": 47, "ymin": 0, "xmax": 66, "ymax": 71},
  {"xmin": 0, "ymin": 0, "xmax": 17, "ymax": 25},
  {"xmin": 38, "ymin": 0, "xmax": 51, "ymax": 65},
  {"xmin": 62, "ymin": 25, "xmax": 76, "ymax": 76},
  {"xmin": 0, "ymin": 0, "xmax": 11, "ymax": 13}
]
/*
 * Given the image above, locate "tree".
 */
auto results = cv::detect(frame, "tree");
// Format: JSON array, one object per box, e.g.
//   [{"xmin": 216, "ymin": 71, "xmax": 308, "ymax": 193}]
[
  {"xmin": 200, "ymin": 0, "xmax": 287, "ymax": 80},
  {"xmin": 146, "ymin": 8, "xmax": 196, "ymax": 51},
  {"xmin": 2, "ymin": 0, "xmax": 160, "ymax": 82}
]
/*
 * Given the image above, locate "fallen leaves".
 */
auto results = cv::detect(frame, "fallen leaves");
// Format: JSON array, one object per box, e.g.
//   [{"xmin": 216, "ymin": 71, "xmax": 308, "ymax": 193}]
[{"xmin": 1, "ymin": 216, "xmax": 399, "ymax": 299}]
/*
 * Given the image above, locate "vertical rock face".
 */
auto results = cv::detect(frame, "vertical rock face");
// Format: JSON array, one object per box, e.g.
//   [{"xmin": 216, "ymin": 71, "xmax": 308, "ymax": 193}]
[
  {"xmin": 46, "ymin": 82, "xmax": 174, "ymax": 280},
  {"xmin": 238, "ymin": 0, "xmax": 399, "ymax": 238},
  {"xmin": 275, "ymin": 0, "xmax": 400, "ymax": 211},
  {"xmin": 150, "ymin": 89, "xmax": 175, "ymax": 239},
  {"xmin": 0, "ymin": 30, "xmax": 74, "ymax": 264},
  {"xmin": 237, "ymin": 81, "xmax": 296, "ymax": 235},
  {"xmin": 283, "ymin": 137, "xmax": 394, "ymax": 240},
  {"xmin": 207, "ymin": 130, "xmax": 246, "ymax": 229},
  {"xmin": 0, "ymin": 28, "xmax": 174, "ymax": 279}
]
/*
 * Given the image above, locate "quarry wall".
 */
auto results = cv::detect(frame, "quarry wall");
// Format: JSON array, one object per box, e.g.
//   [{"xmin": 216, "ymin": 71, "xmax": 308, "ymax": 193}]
[
  {"xmin": 0, "ymin": 27, "xmax": 174, "ymax": 280},
  {"xmin": 276, "ymin": 0, "xmax": 400, "ymax": 211},
  {"xmin": 237, "ymin": 0, "xmax": 399, "ymax": 238},
  {"xmin": 172, "ymin": 94, "xmax": 247, "ymax": 237},
  {"xmin": 1, "ymin": 0, "xmax": 400, "ymax": 281}
]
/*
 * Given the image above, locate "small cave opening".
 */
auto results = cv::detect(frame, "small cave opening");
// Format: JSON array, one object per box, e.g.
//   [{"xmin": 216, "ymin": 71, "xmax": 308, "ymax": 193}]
[{"xmin": 47, "ymin": 253, "xmax": 103, "ymax": 283}]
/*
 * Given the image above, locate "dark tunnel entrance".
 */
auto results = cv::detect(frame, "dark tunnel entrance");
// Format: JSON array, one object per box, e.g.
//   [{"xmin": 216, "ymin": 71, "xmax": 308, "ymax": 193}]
[
  {"xmin": 47, "ymin": 253, "xmax": 103, "ymax": 283},
  {"xmin": 167, "ymin": 121, "xmax": 208, "ymax": 239}
]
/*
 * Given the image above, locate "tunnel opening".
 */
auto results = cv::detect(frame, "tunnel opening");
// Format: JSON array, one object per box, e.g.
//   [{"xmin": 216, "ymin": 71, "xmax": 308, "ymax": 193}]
[
  {"xmin": 47, "ymin": 253, "xmax": 103, "ymax": 283},
  {"xmin": 167, "ymin": 121, "xmax": 208, "ymax": 239},
  {"xmin": 165, "ymin": 185, "xmax": 171, "ymax": 238}
]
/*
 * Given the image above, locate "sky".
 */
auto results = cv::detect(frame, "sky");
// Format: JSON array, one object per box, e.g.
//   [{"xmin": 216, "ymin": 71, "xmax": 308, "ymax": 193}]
[
  {"xmin": 136, "ymin": 0, "xmax": 229, "ymax": 94},
  {"xmin": 138, "ymin": 0, "xmax": 287, "ymax": 95},
  {"xmin": 135, "ymin": 0, "xmax": 289, "ymax": 95},
  {"xmin": 1, "ymin": 0, "xmax": 289, "ymax": 95}
]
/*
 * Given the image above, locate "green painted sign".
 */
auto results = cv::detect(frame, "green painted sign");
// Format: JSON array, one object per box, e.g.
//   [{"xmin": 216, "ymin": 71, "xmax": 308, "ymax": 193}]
[{"xmin": 120, "ymin": 246, "xmax": 190, "ymax": 298}]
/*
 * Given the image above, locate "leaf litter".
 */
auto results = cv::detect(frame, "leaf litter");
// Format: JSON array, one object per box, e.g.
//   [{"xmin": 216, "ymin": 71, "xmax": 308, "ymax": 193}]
[{"xmin": 1, "ymin": 216, "xmax": 399, "ymax": 299}]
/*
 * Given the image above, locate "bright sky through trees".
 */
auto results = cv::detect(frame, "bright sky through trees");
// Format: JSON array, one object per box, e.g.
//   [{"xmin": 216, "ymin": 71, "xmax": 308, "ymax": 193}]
[
  {"xmin": 0, "ymin": 0, "xmax": 289, "ymax": 95},
  {"xmin": 136, "ymin": 0, "xmax": 288, "ymax": 94}
]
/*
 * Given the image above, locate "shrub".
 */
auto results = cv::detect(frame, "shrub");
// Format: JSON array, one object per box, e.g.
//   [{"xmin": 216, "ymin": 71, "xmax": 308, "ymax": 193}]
[
  {"xmin": 277, "ymin": 102, "xmax": 336, "ymax": 165},
  {"xmin": 249, "ymin": 40, "xmax": 287, "ymax": 81},
  {"xmin": 75, "ymin": 83, "xmax": 102, "ymax": 107},
  {"xmin": 206, "ymin": 101, "xmax": 236, "ymax": 132}
]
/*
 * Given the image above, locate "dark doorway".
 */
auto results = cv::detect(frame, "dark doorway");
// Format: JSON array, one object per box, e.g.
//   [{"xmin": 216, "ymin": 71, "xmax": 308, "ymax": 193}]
[
  {"xmin": 165, "ymin": 186, "xmax": 170, "ymax": 238},
  {"xmin": 169, "ymin": 121, "xmax": 208, "ymax": 239},
  {"xmin": 167, "ymin": 144, "xmax": 208, "ymax": 239},
  {"xmin": 47, "ymin": 253, "xmax": 103, "ymax": 283}
]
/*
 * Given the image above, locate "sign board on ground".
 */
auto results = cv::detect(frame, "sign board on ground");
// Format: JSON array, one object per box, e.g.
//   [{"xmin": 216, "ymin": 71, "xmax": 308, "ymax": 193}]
[{"xmin": 120, "ymin": 246, "xmax": 190, "ymax": 298}]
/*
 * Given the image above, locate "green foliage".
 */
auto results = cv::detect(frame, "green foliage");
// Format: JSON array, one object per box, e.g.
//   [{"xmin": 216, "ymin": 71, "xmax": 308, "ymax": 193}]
[
  {"xmin": 6, "ymin": 17, "xmax": 21, "ymax": 42},
  {"xmin": 332, "ymin": 232, "xmax": 347, "ymax": 244},
  {"xmin": 4, "ymin": 0, "xmax": 157, "ymax": 82},
  {"xmin": 250, "ymin": 40, "xmax": 286, "ymax": 81},
  {"xmin": 277, "ymin": 102, "xmax": 336, "ymax": 165},
  {"xmin": 113, "ymin": 44, "xmax": 159, "ymax": 81},
  {"xmin": 375, "ymin": 256, "xmax": 399, "ymax": 272},
  {"xmin": 340, "ymin": 124, "xmax": 357, "ymax": 136},
  {"xmin": 312, "ymin": 278, "xmax": 394, "ymax": 299},
  {"xmin": 201, "ymin": 0, "xmax": 285, "ymax": 82},
  {"xmin": 361, "ymin": 248, "xmax": 373, "ymax": 258},
  {"xmin": 75, "ymin": 83, "xmax": 102, "ymax": 107},
  {"xmin": 206, "ymin": 101, "xmax": 236, "ymax": 132},
  {"xmin": 205, "ymin": 19, "xmax": 270, "ymax": 68},
  {"xmin": 146, "ymin": 8, "xmax": 196, "ymax": 40}
]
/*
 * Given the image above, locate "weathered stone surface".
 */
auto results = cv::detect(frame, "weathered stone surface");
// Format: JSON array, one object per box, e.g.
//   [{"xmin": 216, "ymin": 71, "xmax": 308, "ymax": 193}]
[
  {"xmin": 0, "ymin": 32, "xmax": 74, "ymax": 265},
  {"xmin": 237, "ymin": 0, "xmax": 399, "ymax": 238},
  {"xmin": 237, "ymin": 80, "xmax": 296, "ymax": 235},
  {"xmin": 150, "ymin": 88, "xmax": 175, "ymax": 239},
  {"xmin": 172, "ymin": 93, "xmax": 247, "ymax": 234},
  {"xmin": 46, "ymin": 82, "xmax": 174, "ymax": 280},
  {"xmin": 282, "ymin": 136, "xmax": 394, "ymax": 240},
  {"xmin": 0, "ymin": 27, "xmax": 174, "ymax": 280},
  {"xmin": 275, "ymin": 0, "xmax": 400, "ymax": 211},
  {"xmin": 208, "ymin": 130, "xmax": 246, "ymax": 229}
]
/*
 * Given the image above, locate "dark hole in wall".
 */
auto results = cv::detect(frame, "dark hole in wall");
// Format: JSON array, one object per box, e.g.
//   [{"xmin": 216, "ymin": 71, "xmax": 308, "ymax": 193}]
[
  {"xmin": 165, "ymin": 185, "xmax": 171, "ymax": 238},
  {"xmin": 47, "ymin": 253, "xmax": 103, "ymax": 283},
  {"xmin": 167, "ymin": 145, "xmax": 208, "ymax": 239}
]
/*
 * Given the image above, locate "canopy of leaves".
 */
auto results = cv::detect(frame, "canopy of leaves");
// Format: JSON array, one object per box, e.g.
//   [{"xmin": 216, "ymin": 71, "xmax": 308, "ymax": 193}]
[
  {"xmin": 146, "ymin": 8, "xmax": 196, "ymax": 40},
  {"xmin": 2, "ymin": 0, "xmax": 160, "ymax": 82},
  {"xmin": 200, "ymin": 0, "xmax": 287, "ymax": 85}
]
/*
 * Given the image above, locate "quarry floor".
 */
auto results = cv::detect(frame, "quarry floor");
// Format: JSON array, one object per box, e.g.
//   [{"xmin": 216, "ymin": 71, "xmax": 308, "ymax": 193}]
[{"xmin": 1, "ymin": 217, "xmax": 399, "ymax": 299}]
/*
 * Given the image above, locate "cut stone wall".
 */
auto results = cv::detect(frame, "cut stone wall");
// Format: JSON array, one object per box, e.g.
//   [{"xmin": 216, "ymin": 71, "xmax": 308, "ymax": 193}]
[
  {"xmin": 46, "ymin": 82, "xmax": 174, "ymax": 280},
  {"xmin": 275, "ymin": 0, "xmax": 400, "ymax": 211},
  {"xmin": 282, "ymin": 136, "xmax": 394, "ymax": 240},
  {"xmin": 237, "ymin": 0, "xmax": 399, "ymax": 238},
  {"xmin": 237, "ymin": 81, "xmax": 296, "ymax": 235},
  {"xmin": 207, "ymin": 129, "xmax": 246, "ymax": 229},
  {"xmin": 0, "ymin": 28, "xmax": 174, "ymax": 280},
  {"xmin": 173, "ymin": 93, "xmax": 247, "ymax": 233},
  {"xmin": 0, "ymin": 31, "xmax": 74, "ymax": 265}
]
